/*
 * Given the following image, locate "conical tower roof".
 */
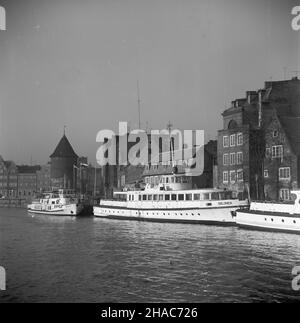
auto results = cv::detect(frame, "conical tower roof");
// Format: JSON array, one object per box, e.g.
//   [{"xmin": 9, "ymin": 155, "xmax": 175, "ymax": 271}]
[{"xmin": 50, "ymin": 134, "xmax": 78, "ymax": 158}]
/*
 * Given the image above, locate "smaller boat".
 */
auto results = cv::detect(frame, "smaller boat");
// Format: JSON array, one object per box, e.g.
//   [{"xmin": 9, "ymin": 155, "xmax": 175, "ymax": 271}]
[
  {"xmin": 27, "ymin": 189, "xmax": 84, "ymax": 216},
  {"xmin": 235, "ymin": 190, "xmax": 300, "ymax": 234}
]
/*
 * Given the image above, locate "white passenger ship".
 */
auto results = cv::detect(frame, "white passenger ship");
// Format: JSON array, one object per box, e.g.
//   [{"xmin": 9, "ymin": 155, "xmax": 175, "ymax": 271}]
[
  {"xmin": 235, "ymin": 190, "xmax": 300, "ymax": 234},
  {"xmin": 94, "ymin": 169, "xmax": 249, "ymax": 225},
  {"xmin": 28, "ymin": 189, "xmax": 84, "ymax": 216}
]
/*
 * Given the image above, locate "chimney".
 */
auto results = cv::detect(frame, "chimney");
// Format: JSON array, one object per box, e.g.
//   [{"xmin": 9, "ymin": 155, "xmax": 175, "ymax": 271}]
[{"xmin": 246, "ymin": 91, "xmax": 257, "ymax": 104}]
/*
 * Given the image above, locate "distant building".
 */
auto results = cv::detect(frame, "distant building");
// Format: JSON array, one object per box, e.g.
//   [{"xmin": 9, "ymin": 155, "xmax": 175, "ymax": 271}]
[
  {"xmin": 17, "ymin": 165, "xmax": 40, "ymax": 200},
  {"xmin": 217, "ymin": 77, "xmax": 300, "ymax": 200},
  {"xmin": 0, "ymin": 156, "xmax": 18, "ymax": 198},
  {"xmin": 36, "ymin": 163, "xmax": 51, "ymax": 193},
  {"xmin": 50, "ymin": 134, "xmax": 78, "ymax": 189}
]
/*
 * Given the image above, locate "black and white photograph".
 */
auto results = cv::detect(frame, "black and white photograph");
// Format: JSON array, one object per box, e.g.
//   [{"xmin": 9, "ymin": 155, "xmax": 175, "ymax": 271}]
[{"xmin": 1, "ymin": 0, "xmax": 300, "ymax": 308}]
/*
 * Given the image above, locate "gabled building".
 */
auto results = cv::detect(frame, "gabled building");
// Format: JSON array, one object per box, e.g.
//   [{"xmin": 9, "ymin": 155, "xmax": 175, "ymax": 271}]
[
  {"xmin": 217, "ymin": 77, "xmax": 300, "ymax": 200},
  {"xmin": 263, "ymin": 113, "xmax": 300, "ymax": 200}
]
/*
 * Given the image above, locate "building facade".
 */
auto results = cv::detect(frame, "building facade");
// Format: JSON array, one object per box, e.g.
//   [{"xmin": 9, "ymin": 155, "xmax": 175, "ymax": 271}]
[
  {"xmin": 217, "ymin": 77, "xmax": 300, "ymax": 200},
  {"xmin": 0, "ymin": 156, "xmax": 18, "ymax": 198},
  {"xmin": 36, "ymin": 164, "xmax": 51, "ymax": 193},
  {"xmin": 17, "ymin": 166, "xmax": 40, "ymax": 200}
]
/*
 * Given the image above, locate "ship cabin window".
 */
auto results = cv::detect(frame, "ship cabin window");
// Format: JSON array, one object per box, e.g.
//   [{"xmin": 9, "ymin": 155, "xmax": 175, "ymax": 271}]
[
  {"xmin": 159, "ymin": 194, "xmax": 164, "ymax": 201},
  {"xmin": 178, "ymin": 194, "xmax": 184, "ymax": 201},
  {"xmin": 165, "ymin": 194, "xmax": 170, "ymax": 201},
  {"xmin": 166, "ymin": 177, "xmax": 169, "ymax": 183},
  {"xmin": 186, "ymin": 194, "xmax": 192, "ymax": 201},
  {"xmin": 203, "ymin": 193, "xmax": 210, "ymax": 200},
  {"xmin": 182, "ymin": 177, "xmax": 189, "ymax": 183},
  {"xmin": 171, "ymin": 194, "xmax": 177, "ymax": 201},
  {"xmin": 143, "ymin": 195, "xmax": 147, "ymax": 201},
  {"xmin": 147, "ymin": 195, "xmax": 152, "ymax": 201},
  {"xmin": 194, "ymin": 194, "xmax": 200, "ymax": 200},
  {"xmin": 171, "ymin": 177, "xmax": 175, "ymax": 183},
  {"xmin": 176, "ymin": 177, "xmax": 181, "ymax": 183},
  {"xmin": 153, "ymin": 195, "xmax": 158, "ymax": 201},
  {"xmin": 138, "ymin": 195, "xmax": 141, "ymax": 201},
  {"xmin": 211, "ymin": 192, "xmax": 220, "ymax": 200},
  {"xmin": 52, "ymin": 201, "xmax": 55, "ymax": 204}
]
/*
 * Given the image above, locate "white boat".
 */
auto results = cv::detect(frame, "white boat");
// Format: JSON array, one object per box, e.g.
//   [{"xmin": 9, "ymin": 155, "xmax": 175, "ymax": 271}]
[
  {"xmin": 235, "ymin": 190, "xmax": 300, "ymax": 234},
  {"xmin": 27, "ymin": 189, "xmax": 84, "ymax": 216},
  {"xmin": 93, "ymin": 172, "xmax": 249, "ymax": 225}
]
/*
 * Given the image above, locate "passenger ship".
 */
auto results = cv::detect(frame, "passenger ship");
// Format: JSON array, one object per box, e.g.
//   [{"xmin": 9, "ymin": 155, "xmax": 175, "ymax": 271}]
[
  {"xmin": 235, "ymin": 190, "xmax": 300, "ymax": 234},
  {"xmin": 27, "ymin": 189, "xmax": 84, "ymax": 216},
  {"xmin": 94, "ymin": 166, "xmax": 249, "ymax": 225}
]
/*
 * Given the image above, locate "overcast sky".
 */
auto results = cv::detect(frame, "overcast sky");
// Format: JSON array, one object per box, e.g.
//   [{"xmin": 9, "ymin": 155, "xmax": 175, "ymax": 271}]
[{"xmin": 0, "ymin": 0, "xmax": 299, "ymax": 165}]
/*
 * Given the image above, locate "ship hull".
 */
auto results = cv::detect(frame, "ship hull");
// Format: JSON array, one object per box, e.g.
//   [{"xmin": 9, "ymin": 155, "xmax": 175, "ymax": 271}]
[
  {"xmin": 93, "ymin": 205, "xmax": 241, "ymax": 225},
  {"xmin": 236, "ymin": 209, "xmax": 300, "ymax": 234},
  {"xmin": 28, "ymin": 204, "xmax": 83, "ymax": 216}
]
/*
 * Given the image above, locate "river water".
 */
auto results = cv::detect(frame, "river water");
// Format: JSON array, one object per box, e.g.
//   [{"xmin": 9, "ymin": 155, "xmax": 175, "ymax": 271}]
[{"xmin": 0, "ymin": 208, "xmax": 300, "ymax": 303}]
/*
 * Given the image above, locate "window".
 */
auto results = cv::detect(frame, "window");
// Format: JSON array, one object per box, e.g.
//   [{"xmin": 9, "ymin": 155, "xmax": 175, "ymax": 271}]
[
  {"xmin": 178, "ymin": 194, "xmax": 184, "ymax": 201},
  {"xmin": 186, "ymin": 194, "xmax": 192, "ymax": 201},
  {"xmin": 171, "ymin": 194, "xmax": 177, "ymax": 201},
  {"xmin": 223, "ymin": 171, "xmax": 229, "ymax": 183},
  {"xmin": 194, "ymin": 194, "xmax": 200, "ymax": 200},
  {"xmin": 279, "ymin": 189, "xmax": 290, "ymax": 201},
  {"xmin": 143, "ymin": 195, "xmax": 147, "ymax": 201},
  {"xmin": 223, "ymin": 154, "xmax": 229, "ymax": 166},
  {"xmin": 273, "ymin": 130, "xmax": 279, "ymax": 138},
  {"xmin": 264, "ymin": 170, "xmax": 269, "ymax": 178},
  {"xmin": 237, "ymin": 170, "xmax": 243, "ymax": 182},
  {"xmin": 237, "ymin": 152, "xmax": 243, "ymax": 165},
  {"xmin": 237, "ymin": 133, "xmax": 243, "ymax": 146},
  {"xmin": 230, "ymin": 134, "xmax": 236, "ymax": 147},
  {"xmin": 147, "ymin": 195, "xmax": 152, "ymax": 201},
  {"xmin": 230, "ymin": 170, "xmax": 236, "ymax": 183},
  {"xmin": 159, "ymin": 194, "xmax": 164, "ymax": 201},
  {"xmin": 165, "ymin": 194, "xmax": 170, "ymax": 201},
  {"xmin": 230, "ymin": 153, "xmax": 236, "ymax": 165},
  {"xmin": 272, "ymin": 145, "xmax": 283, "ymax": 158},
  {"xmin": 223, "ymin": 136, "xmax": 229, "ymax": 148},
  {"xmin": 279, "ymin": 167, "xmax": 290, "ymax": 180}
]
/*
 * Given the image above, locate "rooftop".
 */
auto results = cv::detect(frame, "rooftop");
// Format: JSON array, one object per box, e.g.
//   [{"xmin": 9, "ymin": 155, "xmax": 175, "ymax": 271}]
[{"xmin": 50, "ymin": 134, "xmax": 78, "ymax": 159}]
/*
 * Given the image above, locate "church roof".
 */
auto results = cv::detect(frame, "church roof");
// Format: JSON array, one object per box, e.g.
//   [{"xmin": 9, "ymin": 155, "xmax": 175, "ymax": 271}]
[{"xmin": 50, "ymin": 135, "xmax": 78, "ymax": 158}]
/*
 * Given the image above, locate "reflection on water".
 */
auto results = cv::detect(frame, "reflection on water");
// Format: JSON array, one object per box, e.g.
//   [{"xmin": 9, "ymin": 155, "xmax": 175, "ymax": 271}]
[{"xmin": 0, "ymin": 208, "xmax": 300, "ymax": 303}]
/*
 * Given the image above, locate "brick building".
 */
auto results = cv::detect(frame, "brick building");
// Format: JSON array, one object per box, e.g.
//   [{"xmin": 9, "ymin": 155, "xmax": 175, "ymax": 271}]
[
  {"xmin": 0, "ymin": 156, "xmax": 18, "ymax": 198},
  {"xmin": 36, "ymin": 164, "xmax": 51, "ymax": 193},
  {"xmin": 17, "ymin": 165, "xmax": 40, "ymax": 199},
  {"xmin": 217, "ymin": 77, "xmax": 300, "ymax": 200},
  {"xmin": 263, "ymin": 112, "xmax": 300, "ymax": 200}
]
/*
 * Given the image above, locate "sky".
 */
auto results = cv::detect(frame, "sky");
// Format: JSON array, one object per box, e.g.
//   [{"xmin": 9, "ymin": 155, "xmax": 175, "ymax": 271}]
[{"xmin": 0, "ymin": 0, "xmax": 299, "ymax": 165}]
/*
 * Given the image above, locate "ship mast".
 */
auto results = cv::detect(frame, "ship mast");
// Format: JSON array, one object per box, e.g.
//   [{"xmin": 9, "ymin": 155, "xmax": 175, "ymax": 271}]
[
  {"xmin": 167, "ymin": 121, "xmax": 176, "ymax": 170},
  {"xmin": 137, "ymin": 80, "xmax": 141, "ymax": 129}
]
